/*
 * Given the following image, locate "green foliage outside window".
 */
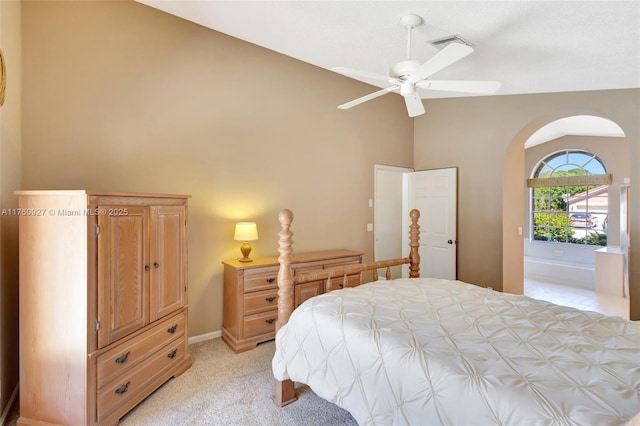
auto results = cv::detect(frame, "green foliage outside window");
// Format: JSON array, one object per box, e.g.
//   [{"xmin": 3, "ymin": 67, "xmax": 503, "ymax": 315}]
[{"xmin": 533, "ymin": 212, "xmax": 573, "ymax": 242}]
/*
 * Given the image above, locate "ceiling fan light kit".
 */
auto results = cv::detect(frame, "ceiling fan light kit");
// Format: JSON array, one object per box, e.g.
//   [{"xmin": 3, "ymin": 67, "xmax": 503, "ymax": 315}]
[{"xmin": 332, "ymin": 14, "xmax": 501, "ymax": 118}]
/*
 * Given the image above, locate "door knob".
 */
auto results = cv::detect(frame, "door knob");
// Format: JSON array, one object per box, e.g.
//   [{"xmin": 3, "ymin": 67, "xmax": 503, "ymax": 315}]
[{"xmin": 447, "ymin": 240, "xmax": 453, "ymax": 244}]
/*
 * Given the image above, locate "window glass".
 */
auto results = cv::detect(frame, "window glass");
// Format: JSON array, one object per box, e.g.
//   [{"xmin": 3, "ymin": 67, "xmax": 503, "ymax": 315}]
[{"xmin": 531, "ymin": 150, "xmax": 608, "ymax": 246}]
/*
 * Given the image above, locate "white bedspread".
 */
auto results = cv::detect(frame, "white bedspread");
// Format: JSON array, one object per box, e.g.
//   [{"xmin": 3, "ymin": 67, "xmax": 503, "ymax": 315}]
[{"xmin": 272, "ymin": 278, "xmax": 640, "ymax": 425}]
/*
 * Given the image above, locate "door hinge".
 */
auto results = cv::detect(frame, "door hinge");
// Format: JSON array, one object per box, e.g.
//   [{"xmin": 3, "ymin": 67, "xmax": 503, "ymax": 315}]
[
  {"xmin": 96, "ymin": 224, "xmax": 100, "ymax": 237},
  {"xmin": 95, "ymin": 320, "xmax": 100, "ymax": 331}
]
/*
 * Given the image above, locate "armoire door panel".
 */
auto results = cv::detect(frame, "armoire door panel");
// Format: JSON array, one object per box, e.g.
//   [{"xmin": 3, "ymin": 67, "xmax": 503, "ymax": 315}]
[
  {"xmin": 98, "ymin": 206, "xmax": 149, "ymax": 348},
  {"xmin": 149, "ymin": 205, "xmax": 186, "ymax": 321}
]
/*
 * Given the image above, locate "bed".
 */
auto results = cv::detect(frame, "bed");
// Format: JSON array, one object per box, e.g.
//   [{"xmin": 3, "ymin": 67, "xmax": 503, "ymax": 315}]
[{"xmin": 271, "ymin": 209, "xmax": 640, "ymax": 425}]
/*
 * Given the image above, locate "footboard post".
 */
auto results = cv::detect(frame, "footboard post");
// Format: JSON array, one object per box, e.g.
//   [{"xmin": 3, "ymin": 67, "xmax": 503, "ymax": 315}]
[
  {"xmin": 274, "ymin": 209, "xmax": 298, "ymax": 407},
  {"xmin": 276, "ymin": 209, "xmax": 295, "ymax": 332},
  {"xmin": 273, "ymin": 379, "xmax": 297, "ymax": 407},
  {"xmin": 409, "ymin": 209, "xmax": 420, "ymax": 278}
]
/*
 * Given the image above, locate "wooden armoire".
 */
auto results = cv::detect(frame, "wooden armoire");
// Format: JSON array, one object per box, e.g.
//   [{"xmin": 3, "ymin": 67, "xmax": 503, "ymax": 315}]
[{"xmin": 16, "ymin": 191, "xmax": 192, "ymax": 426}]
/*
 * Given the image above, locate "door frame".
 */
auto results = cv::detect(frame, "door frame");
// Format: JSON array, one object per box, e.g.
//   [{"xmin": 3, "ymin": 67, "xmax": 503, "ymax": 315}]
[
  {"xmin": 374, "ymin": 164, "xmax": 413, "ymax": 266},
  {"xmin": 374, "ymin": 164, "xmax": 457, "ymax": 279}
]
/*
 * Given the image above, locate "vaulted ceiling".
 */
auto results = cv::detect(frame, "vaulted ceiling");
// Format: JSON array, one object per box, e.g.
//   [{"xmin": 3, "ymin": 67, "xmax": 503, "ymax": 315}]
[
  {"xmin": 135, "ymin": 1, "xmax": 639, "ymax": 139},
  {"xmin": 136, "ymin": 1, "xmax": 639, "ymax": 99}
]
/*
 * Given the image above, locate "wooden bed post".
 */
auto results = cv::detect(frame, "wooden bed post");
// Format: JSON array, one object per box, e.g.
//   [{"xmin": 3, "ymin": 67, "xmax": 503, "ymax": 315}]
[
  {"xmin": 274, "ymin": 209, "xmax": 297, "ymax": 407},
  {"xmin": 275, "ymin": 209, "xmax": 295, "ymax": 333},
  {"xmin": 409, "ymin": 209, "xmax": 420, "ymax": 278}
]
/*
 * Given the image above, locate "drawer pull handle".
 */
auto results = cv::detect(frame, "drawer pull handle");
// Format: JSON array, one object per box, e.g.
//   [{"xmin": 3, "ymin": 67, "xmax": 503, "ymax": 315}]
[
  {"xmin": 167, "ymin": 324, "xmax": 178, "ymax": 334},
  {"xmin": 265, "ymin": 318, "xmax": 275, "ymax": 324},
  {"xmin": 144, "ymin": 265, "xmax": 150, "ymax": 271},
  {"xmin": 167, "ymin": 349, "xmax": 178, "ymax": 359},
  {"xmin": 115, "ymin": 381, "xmax": 130, "ymax": 395},
  {"xmin": 115, "ymin": 351, "xmax": 131, "ymax": 364},
  {"xmin": 265, "ymin": 296, "xmax": 276, "ymax": 303},
  {"xmin": 266, "ymin": 278, "xmax": 276, "ymax": 283},
  {"xmin": 153, "ymin": 262, "xmax": 160, "ymax": 269}
]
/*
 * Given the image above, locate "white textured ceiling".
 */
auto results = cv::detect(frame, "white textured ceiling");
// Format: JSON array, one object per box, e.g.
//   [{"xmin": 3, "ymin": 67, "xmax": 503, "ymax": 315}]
[
  {"xmin": 136, "ymin": 0, "xmax": 640, "ymax": 99},
  {"xmin": 135, "ymin": 1, "xmax": 639, "ymax": 140}
]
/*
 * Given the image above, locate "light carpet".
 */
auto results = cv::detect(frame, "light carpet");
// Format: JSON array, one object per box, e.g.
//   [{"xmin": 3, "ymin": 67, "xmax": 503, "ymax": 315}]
[{"xmin": 119, "ymin": 338, "xmax": 358, "ymax": 425}]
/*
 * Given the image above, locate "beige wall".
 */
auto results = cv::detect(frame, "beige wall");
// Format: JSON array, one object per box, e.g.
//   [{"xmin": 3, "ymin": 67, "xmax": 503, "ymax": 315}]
[
  {"xmin": 21, "ymin": 1, "xmax": 414, "ymax": 337},
  {"xmin": 414, "ymin": 89, "xmax": 640, "ymax": 319},
  {"xmin": 0, "ymin": 0, "xmax": 21, "ymax": 417}
]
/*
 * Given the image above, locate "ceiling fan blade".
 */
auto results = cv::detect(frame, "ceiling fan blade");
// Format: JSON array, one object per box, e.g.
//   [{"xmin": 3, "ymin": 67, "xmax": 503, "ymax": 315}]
[
  {"xmin": 332, "ymin": 67, "xmax": 396, "ymax": 85},
  {"xmin": 337, "ymin": 86, "xmax": 398, "ymax": 110},
  {"xmin": 409, "ymin": 43, "xmax": 474, "ymax": 83},
  {"xmin": 403, "ymin": 92, "xmax": 425, "ymax": 117},
  {"xmin": 417, "ymin": 80, "xmax": 501, "ymax": 94}
]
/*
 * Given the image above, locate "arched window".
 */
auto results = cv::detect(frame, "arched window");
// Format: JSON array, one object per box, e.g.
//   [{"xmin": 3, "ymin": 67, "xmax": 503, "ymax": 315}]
[{"xmin": 528, "ymin": 150, "xmax": 610, "ymax": 246}]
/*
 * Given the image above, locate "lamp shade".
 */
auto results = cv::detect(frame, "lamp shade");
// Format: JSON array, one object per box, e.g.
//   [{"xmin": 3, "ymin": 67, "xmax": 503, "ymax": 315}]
[{"xmin": 234, "ymin": 222, "xmax": 258, "ymax": 242}]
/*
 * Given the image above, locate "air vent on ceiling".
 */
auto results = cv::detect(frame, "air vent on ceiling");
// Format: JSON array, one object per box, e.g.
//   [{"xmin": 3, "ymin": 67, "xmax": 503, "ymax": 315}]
[{"xmin": 428, "ymin": 34, "xmax": 475, "ymax": 49}]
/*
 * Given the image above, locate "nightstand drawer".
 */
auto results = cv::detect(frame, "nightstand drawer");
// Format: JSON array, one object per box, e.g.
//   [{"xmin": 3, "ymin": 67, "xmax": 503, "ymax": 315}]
[
  {"xmin": 321, "ymin": 256, "xmax": 362, "ymax": 268},
  {"xmin": 295, "ymin": 265, "xmax": 322, "ymax": 274},
  {"xmin": 244, "ymin": 310, "xmax": 277, "ymax": 338},
  {"xmin": 324, "ymin": 258, "xmax": 361, "ymax": 269},
  {"xmin": 244, "ymin": 288, "xmax": 278, "ymax": 315},
  {"xmin": 96, "ymin": 311, "xmax": 185, "ymax": 388},
  {"xmin": 244, "ymin": 268, "xmax": 278, "ymax": 292}
]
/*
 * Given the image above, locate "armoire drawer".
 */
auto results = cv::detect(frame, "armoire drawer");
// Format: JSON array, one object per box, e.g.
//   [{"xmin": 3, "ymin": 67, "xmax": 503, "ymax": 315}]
[
  {"xmin": 96, "ymin": 311, "xmax": 185, "ymax": 388},
  {"xmin": 97, "ymin": 337, "xmax": 187, "ymax": 422}
]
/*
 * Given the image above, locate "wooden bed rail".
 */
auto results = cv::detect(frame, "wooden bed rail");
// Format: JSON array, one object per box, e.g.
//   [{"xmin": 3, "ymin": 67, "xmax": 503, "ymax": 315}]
[
  {"xmin": 295, "ymin": 257, "xmax": 412, "ymax": 284},
  {"xmin": 273, "ymin": 208, "xmax": 421, "ymax": 407}
]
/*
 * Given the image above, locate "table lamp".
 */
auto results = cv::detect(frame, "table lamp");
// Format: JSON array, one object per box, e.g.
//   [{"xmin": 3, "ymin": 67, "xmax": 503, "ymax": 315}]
[{"xmin": 234, "ymin": 222, "xmax": 258, "ymax": 262}]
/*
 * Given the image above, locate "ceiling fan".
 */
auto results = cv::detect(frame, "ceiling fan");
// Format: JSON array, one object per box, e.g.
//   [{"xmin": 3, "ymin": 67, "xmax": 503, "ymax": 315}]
[{"xmin": 332, "ymin": 14, "xmax": 501, "ymax": 117}]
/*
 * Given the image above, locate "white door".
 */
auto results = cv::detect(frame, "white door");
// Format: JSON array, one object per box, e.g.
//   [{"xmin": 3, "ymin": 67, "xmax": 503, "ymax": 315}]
[{"xmin": 404, "ymin": 168, "xmax": 457, "ymax": 279}]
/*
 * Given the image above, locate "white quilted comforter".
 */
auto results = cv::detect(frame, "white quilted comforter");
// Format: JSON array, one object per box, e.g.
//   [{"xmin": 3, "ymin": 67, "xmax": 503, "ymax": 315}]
[{"xmin": 272, "ymin": 278, "xmax": 640, "ymax": 425}]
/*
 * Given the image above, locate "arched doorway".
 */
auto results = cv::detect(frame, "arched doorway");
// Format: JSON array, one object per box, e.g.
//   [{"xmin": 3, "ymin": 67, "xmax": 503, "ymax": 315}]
[{"xmin": 503, "ymin": 114, "xmax": 630, "ymax": 318}]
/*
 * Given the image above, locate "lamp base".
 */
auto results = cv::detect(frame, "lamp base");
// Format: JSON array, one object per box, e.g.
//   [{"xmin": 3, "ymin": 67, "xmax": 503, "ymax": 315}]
[{"xmin": 239, "ymin": 241, "xmax": 253, "ymax": 262}]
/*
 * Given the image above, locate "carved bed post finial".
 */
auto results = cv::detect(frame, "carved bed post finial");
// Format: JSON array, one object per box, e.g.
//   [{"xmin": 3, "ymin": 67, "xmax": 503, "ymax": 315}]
[
  {"xmin": 276, "ymin": 209, "xmax": 294, "ymax": 333},
  {"xmin": 409, "ymin": 209, "xmax": 420, "ymax": 278}
]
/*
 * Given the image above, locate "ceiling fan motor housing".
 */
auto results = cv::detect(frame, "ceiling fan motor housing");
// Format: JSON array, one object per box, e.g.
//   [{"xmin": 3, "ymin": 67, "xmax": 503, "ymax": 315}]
[
  {"xmin": 388, "ymin": 60, "xmax": 421, "ymax": 79},
  {"xmin": 400, "ymin": 14, "xmax": 423, "ymax": 29}
]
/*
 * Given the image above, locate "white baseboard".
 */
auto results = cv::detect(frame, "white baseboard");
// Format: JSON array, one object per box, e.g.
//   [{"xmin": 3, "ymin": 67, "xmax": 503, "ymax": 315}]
[
  {"xmin": 188, "ymin": 330, "xmax": 221, "ymax": 345},
  {"xmin": 0, "ymin": 382, "xmax": 18, "ymax": 425}
]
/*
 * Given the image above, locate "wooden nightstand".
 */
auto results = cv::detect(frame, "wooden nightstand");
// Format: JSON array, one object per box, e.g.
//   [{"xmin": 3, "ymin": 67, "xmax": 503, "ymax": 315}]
[{"xmin": 221, "ymin": 249, "xmax": 363, "ymax": 353}]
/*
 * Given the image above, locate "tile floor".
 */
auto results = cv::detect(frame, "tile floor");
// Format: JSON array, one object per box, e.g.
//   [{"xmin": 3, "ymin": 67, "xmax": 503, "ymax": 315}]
[{"xmin": 524, "ymin": 279, "xmax": 630, "ymax": 320}]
